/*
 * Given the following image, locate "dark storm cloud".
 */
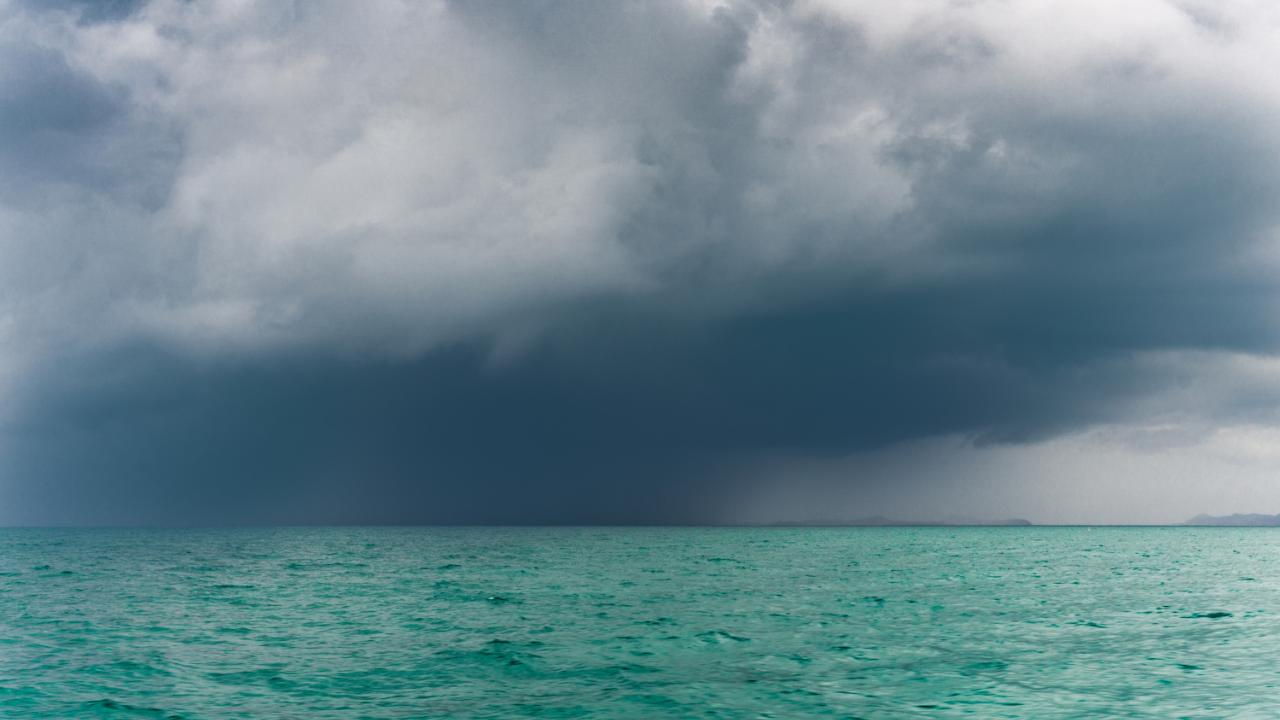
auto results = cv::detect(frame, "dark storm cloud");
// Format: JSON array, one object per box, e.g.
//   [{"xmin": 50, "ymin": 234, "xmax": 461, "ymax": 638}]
[
  {"xmin": 4, "ymin": 0, "xmax": 1280, "ymax": 523},
  {"xmin": 0, "ymin": 39, "xmax": 124, "ymax": 199},
  {"xmin": 17, "ymin": 0, "xmax": 146, "ymax": 24}
]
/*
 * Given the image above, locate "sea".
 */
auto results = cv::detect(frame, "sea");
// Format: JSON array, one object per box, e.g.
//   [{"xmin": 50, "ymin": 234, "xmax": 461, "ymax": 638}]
[{"xmin": 1, "ymin": 526, "xmax": 1275, "ymax": 718}]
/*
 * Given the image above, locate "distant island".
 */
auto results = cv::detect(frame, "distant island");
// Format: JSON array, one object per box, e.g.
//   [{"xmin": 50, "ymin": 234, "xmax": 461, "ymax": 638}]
[
  {"xmin": 771, "ymin": 515, "xmax": 1033, "ymax": 527},
  {"xmin": 1185, "ymin": 513, "xmax": 1280, "ymax": 526}
]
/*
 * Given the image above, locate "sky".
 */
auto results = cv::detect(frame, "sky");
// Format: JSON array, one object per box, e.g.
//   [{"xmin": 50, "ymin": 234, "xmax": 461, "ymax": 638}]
[{"xmin": 4, "ymin": 0, "xmax": 1280, "ymax": 525}]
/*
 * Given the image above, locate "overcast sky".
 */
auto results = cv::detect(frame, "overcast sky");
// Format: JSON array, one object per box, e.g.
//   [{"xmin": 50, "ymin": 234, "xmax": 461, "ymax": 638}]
[{"xmin": 4, "ymin": 0, "xmax": 1280, "ymax": 524}]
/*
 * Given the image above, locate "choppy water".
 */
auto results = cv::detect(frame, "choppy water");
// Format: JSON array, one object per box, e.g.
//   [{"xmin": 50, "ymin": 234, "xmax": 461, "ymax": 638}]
[{"xmin": 2, "ymin": 527, "xmax": 1278, "ymax": 718}]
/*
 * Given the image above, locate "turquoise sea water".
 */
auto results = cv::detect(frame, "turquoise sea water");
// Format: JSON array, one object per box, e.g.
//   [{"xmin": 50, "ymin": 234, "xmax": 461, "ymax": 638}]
[{"xmin": 1, "ymin": 527, "xmax": 1277, "ymax": 718}]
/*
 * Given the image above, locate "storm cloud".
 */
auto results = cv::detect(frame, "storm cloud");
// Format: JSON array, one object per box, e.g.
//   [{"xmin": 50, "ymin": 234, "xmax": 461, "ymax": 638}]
[{"xmin": 4, "ymin": 0, "xmax": 1280, "ymax": 524}]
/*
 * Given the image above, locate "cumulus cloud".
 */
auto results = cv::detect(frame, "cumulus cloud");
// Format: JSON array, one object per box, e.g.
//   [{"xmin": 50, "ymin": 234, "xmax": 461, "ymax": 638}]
[{"xmin": 4, "ymin": 0, "xmax": 1280, "ymax": 522}]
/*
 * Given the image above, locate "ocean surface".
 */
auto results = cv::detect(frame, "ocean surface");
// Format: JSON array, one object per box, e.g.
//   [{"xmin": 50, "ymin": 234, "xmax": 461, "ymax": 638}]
[{"xmin": 1, "ymin": 527, "xmax": 1277, "ymax": 718}]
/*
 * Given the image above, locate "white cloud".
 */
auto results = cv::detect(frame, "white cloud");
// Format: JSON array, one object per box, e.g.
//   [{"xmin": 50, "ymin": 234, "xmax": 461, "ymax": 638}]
[{"xmin": 2, "ymin": 0, "xmax": 1278, "ymax": 364}]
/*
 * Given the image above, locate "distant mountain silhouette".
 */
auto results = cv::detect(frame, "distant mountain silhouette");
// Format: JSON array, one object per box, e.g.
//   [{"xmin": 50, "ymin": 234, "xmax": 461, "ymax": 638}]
[{"xmin": 1185, "ymin": 513, "xmax": 1280, "ymax": 526}]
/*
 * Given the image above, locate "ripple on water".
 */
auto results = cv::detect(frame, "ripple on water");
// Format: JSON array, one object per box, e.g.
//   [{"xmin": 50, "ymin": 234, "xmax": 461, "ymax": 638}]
[{"xmin": 3, "ymin": 527, "xmax": 1280, "ymax": 718}]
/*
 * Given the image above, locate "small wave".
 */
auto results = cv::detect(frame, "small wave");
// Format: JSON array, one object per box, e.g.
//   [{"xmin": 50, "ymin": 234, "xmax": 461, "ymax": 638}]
[
  {"xmin": 695, "ymin": 629, "xmax": 750, "ymax": 643},
  {"xmin": 80, "ymin": 698, "xmax": 185, "ymax": 719}
]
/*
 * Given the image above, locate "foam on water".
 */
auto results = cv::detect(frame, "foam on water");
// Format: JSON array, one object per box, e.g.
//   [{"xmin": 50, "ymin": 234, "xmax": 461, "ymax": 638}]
[{"xmin": 1, "ymin": 527, "xmax": 1276, "ymax": 718}]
